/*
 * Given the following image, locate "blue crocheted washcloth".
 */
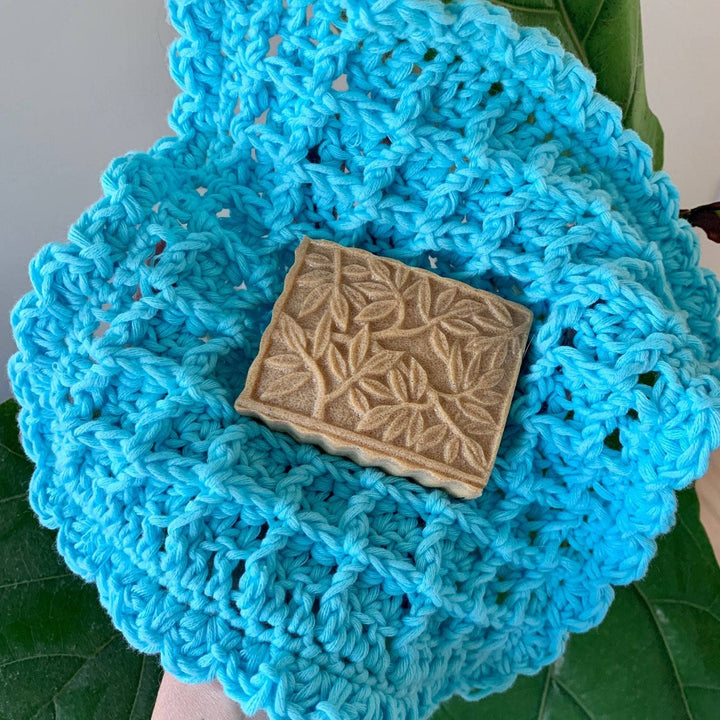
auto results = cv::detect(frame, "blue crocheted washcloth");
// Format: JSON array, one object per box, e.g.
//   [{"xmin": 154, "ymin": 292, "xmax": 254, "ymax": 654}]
[{"xmin": 9, "ymin": 1, "xmax": 720, "ymax": 718}]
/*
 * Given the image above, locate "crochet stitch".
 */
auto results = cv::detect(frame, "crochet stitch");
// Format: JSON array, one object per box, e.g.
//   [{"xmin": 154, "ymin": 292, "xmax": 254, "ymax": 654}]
[{"xmin": 8, "ymin": 1, "xmax": 720, "ymax": 718}]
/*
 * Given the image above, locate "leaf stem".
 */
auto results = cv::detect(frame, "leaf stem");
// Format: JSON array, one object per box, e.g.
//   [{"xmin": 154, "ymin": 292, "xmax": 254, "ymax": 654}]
[
  {"xmin": 372, "ymin": 313, "xmax": 450, "ymax": 340},
  {"xmin": 426, "ymin": 387, "xmax": 466, "ymax": 443},
  {"xmin": 384, "ymin": 286, "xmax": 406, "ymax": 333},
  {"xmin": 318, "ymin": 353, "xmax": 403, "ymax": 409},
  {"xmin": 291, "ymin": 340, "xmax": 327, "ymax": 418}
]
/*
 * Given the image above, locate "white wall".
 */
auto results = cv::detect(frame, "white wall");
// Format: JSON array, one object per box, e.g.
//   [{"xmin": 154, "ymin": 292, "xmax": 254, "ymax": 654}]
[
  {"xmin": 0, "ymin": 1, "xmax": 178, "ymax": 399},
  {"xmin": 2, "ymin": 1, "xmax": 720, "ymax": 399},
  {"xmin": 641, "ymin": 0, "xmax": 720, "ymax": 272}
]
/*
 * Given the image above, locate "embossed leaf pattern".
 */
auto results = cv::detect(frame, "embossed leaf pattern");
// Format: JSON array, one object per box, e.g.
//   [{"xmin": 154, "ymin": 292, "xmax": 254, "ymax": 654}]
[
  {"xmin": 314, "ymin": 310, "xmax": 333, "ymax": 356},
  {"xmin": 328, "ymin": 344, "xmax": 348, "ymax": 379},
  {"xmin": 385, "ymin": 407, "xmax": 413, "ymax": 442},
  {"xmin": 407, "ymin": 357, "xmax": 428, "ymax": 401},
  {"xmin": 265, "ymin": 353, "xmax": 304, "ymax": 370},
  {"xmin": 347, "ymin": 386, "xmax": 371, "ymax": 414},
  {"xmin": 407, "ymin": 410, "xmax": 424, "ymax": 444},
  {"xmin": 389, "ymin": 368, "xmax": 409, "ymax": 401},
  {"xmin": 444, "ymin": 436, "xmax": 461, "ymax": 464},
  {"xmin": 331, "ymin": 293, "xmax": 350, "ymax": 331},
  {"xmin": 458, "ymin": 398, "xmax": 495, "ymax": 426},
  {"xmin": 281, "ymin": 314, "xmax": 307, "ymax": 353},
  {"xmin": 255, "ymin": 241, "xmax": 533, "ymax": 476},
  {"xmin": 449, "ymin": 342, "xmax": 464, "ymax": 392},
  {"xmin": 434, "ymin": 287, "xmax": 457, "ymax": 315},
  {"xmin": 361, "ymin": 350, "xmax": 401, "ymax": 376},
  {"xmin": 416, "ymin": 424, "xmax": 447, "ymax": 452},
  {"xmin": 304, "ymin": 251, "xmax": 332, "ymax": 268},
  {"xmin": 299, "ymin": 285, "xmax": 332, "ymax": 318},
  {"xmin": 356, "ymin": 300, "xmax": 396, "ymax": 323},
  {"xmin": 418, "ymin": 277, "xmax": 432, "ymax": 323},
  {"xmin": 260, "ymin": 371, "xmax": 312, "ymax": 401},
  {"xmin": 486, "ymin": 296, "xmax": 514, "ymax": 326},
  {"xmin": 349, "ymin": 325, "xmax": 371, "ymax": 373},
  {"xmin": 343, "ymin": 263, "xmax": 370, "ymax": 281},
  {"xmin": 359, "ymin": 378, "xmax": 396, "ymax": 402},
  {"xmin": 357, "ymin": 405, "xmax": 402, "ymax": 432},
  {"xmin": 296, "ymin": 268, "xmax": 333, "ymax": 287},
  {"xmin": 463, "ymin": 437, "xmax": 486, "ymax": 468},
  {"xmin": 442, "ymin": 318, "xmax": 480, "ymax": 337},
  {"xmin": 431, "ymin": 326, "xmax": 451, "ymax": 360}
]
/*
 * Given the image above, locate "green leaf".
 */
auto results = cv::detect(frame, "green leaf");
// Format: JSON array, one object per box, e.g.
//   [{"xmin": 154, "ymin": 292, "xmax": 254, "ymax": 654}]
[
  {"xmin": 0, "ymin": 399, "xmax": 162, "ymax": 720},
  {"xmin": 433, "ymin": 487, "xmax": 720, "ymax": 719},
  {"xmin": 492, "ymin": 0, "xmax": 664, "ymax": 169}
]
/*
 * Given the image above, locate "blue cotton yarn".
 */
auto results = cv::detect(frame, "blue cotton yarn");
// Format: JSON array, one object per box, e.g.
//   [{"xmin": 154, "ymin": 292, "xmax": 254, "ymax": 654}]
[{"xmin": 8, "ymin": 0, "xmax": 720, "ymax": 718}]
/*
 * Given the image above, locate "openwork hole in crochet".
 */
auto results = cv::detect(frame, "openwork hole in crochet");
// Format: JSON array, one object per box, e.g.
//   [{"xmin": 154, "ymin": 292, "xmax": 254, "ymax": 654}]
[{"xmin": 8, "ymin": 1, "xmax": 720, "ymax": 719}]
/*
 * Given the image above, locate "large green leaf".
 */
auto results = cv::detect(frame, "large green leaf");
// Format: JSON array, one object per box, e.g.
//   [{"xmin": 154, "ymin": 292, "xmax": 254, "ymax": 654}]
[
  {"xmin": 0, "ymin": 399, "xmax": 162, "ymax": 720},
  {"xmin": 433, "ymin": 486, "xmax": 720, "ymax": 719},
  {"xmin": 491, "ymin": 0, "xmax": 664, "ymax": 170}
]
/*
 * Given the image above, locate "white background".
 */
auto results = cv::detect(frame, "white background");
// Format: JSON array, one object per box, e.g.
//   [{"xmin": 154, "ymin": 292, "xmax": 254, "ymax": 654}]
[{"xmin": 2, "ymin": 0, "xmax": 719, "ymax": 399}]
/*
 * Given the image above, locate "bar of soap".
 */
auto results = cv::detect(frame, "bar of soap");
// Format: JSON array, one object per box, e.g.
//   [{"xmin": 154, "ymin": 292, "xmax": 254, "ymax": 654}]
[{"xmin": 235, "ymin": 236, "xmax": 533, "ymax": 499}]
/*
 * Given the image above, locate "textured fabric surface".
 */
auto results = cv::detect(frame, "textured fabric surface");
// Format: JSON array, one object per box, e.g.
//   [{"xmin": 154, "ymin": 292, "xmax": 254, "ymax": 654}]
[{"xmin": 8, "ymin": 1, "xmax": 720, "ymax": 718}]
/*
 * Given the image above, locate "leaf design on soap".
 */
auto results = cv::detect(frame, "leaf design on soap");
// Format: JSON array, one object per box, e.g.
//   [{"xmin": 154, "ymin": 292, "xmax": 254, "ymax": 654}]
[
  {"xmin": 304, "ymin": 251, "xmax": 332, "ymax": 268},
  {"xmin": 260, "ymin": 371, "xmax": 312, "ymax": 401},
  {"xmin": 485, "ymin": 297, "xmax": 514, "ymax": 327},
  {"xmin": 434, "ymin": 287, "xmax": 457, "ymax": 315},
  {"xmin": 462, "ymin": 436, "xmax": 487, "ymax": 468},
  {"xmin": 356, "ymin": 405, "xmax": 401, "ymax": 432},
  {"xmin": 280, "ymin": 314, "xmax": 307, "ymax": 353},
  {"xmin": 430, "ymin": 326, "xmax": 451, "ymax": 360},
  {"xmin": 343, "ymin": 284, "xmax": 366, "ymax": 310},
  {"xmin": 356, "ymin": 281, "xmax": 394, "ymax": 301},
  {"xmin": 443, "ymin": 436, "xmax": 461, "ymax": 464},
  {"xmin": 383, "ymin": 407, "xmax": 413, "ymax": 442},
  {"xmin": 394, "ymin": 263, "xmax": 410, "ymax": 289},
  {"xmin": 449, "ymin": 342, "xmax": 464, "ymax": 392},
  {"xmin": 416, "ymin": 424, "xmax": 447, "ymax": 452},
  {"xmin": 449, "ymin": 298, "xmax": 484, "ymax": 317},
  {"xmin": 457, "ymin": 397, "xmax": 495, "ymax": 425},
  {"xmin": 463, "ymin": 351, "xmax": 485, "ymax": 389},
  {"xmin": 348, "ymin": 325, "xmax": 371, "ymax": 373},
  {"xmin": 467, "ymin": 420, "xmax": 494, "ymax": 436},
  {"xmin": 358, "ymin": 378, "xmax": 395, "ymax": 401},
  {"xmin": 297, "ymin": 268, "xmax": 334, "ymax": 287},
  {"xmin": 331, "ymin": 292, "xmax": 350, "ymax": 331},
  {"xmin": 406, "ymin": 409, "xmax": 424, "ymax": 445},
  {"xmin": 343, "ymin": 263, "xmax": 370, "ymax": 281},
  {"xmin": 360, "ymin": 350, "xmax": 400, "ymax": 376},
  {"xmin": 388, "ymin": 368, "xmax": 409, "ymax": 401},
  {"xmin": 265, "ymin": 353, "xmax": 304, "ymax": 371},
  {"xmin": 466, "ymin": 335, "xmax": 496, "ymax": 354},
  {"xmin": 328, "ymin": 344, "xmax": 348, "ymax": 379},
  {"xmin": 355, "ymin": 300, "xmax": 396, "ymax": 323},
  {"xmin": 483, "ymin": 342, "xmax": 508, "ymax": 372},
  {"xmin": 369, "ymin": 255, "xmax": 392, "ymax": 283},
  {"xmin": 263, "ymin": 240, "xmax": 534, "ymax": 483},
  {"xmin": 347, "ymin": 386, "xmax": 370, "ymax": 414},
  {"xmin": 300, "ymin": 285, "xmax": 332, "ymax": 318},
  {"xmin": 407, "ymin": 357, "xmax": 428, "ymax": 401},
  {"xmin": 313, "ymin": 310, "xmax": 332, "ymax": 356},
  {"xmin": 473, "ymin": 368, "xmax": 506, "ymax": 390},
  {"xmin": 417, "ymin": 277, "xmax": 432, "ymax": 323},
  {"xmin": 474, "ymin": 316, "xmax": 514, "ymax": 334},
  {"xmin": 441, "ymin": 318, "xmax": 479, "ymax": 337},
  {"xmin": 402, "ymin": 279, "xmax": 420, "ymax": 301}
]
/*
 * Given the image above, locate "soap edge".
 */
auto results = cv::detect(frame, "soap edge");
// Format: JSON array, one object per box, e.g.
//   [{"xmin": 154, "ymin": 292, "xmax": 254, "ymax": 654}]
[
  {"xmin": 303, "ymin": 236, "xmax": 535, "ymax": 324},
  {"xmin": 242, "ymin": 236, "xmax": 314, "ymax": 399},
  {"xmin": 234, "ymin": 397, "xmax": 486, "ymax": 500}
]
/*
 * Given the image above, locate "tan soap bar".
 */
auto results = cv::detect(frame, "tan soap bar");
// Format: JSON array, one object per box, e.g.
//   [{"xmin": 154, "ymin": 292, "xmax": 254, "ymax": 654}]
[{"xmin": 235, "ymin": 236, "xmax": 532, "ymax": 499}]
